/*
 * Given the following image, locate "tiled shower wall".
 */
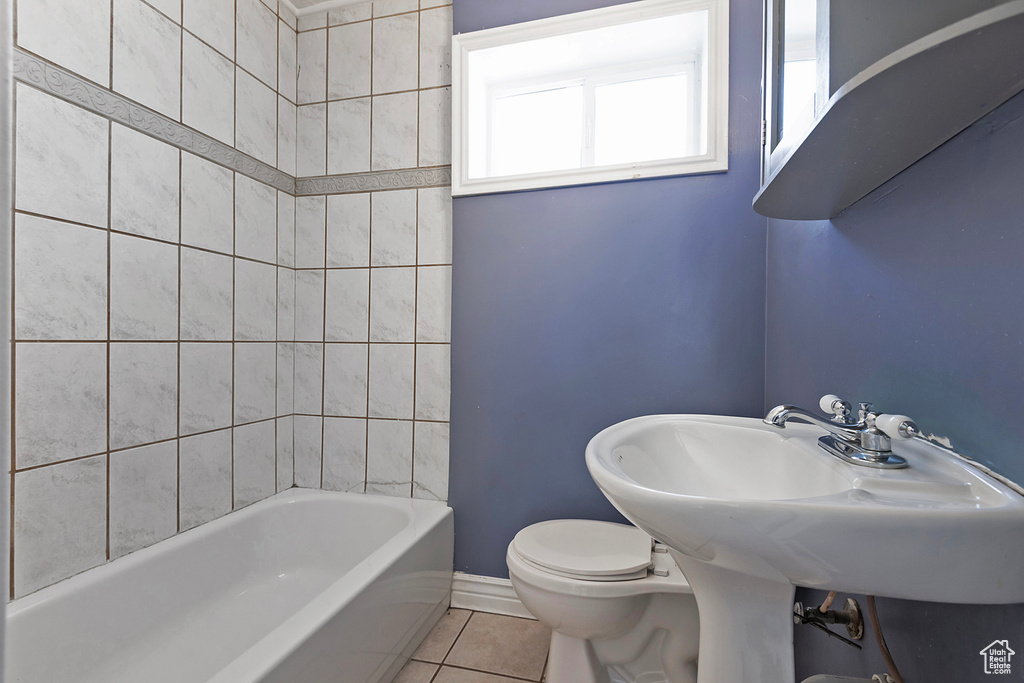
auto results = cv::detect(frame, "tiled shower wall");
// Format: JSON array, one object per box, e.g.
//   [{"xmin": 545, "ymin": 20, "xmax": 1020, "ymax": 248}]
[
  {"xmin": 290, "ymin": 0, "xmax": 452, "ymax": 502},
  {"xmin": 9, "ymin": 0, "xmax": 451, "ymax": 599},
  {"xmin": 9, "ymin": 0, "xmax": 300, "ymax": 598}
]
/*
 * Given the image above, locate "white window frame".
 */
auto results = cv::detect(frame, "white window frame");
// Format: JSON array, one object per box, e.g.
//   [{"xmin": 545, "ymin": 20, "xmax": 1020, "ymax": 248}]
[{"xmin": 452, "ymin": 0, "xmax": 730, "ymax": 196}]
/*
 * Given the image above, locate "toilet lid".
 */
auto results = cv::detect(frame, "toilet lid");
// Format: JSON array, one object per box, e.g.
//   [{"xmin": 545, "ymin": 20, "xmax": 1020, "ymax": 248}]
[{"xmin": 512, "ymin": 520, "xmax": 652, "ymax": 580}]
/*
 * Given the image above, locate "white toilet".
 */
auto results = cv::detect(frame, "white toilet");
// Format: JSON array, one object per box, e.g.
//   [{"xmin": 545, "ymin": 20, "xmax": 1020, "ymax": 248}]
[{"xmin": 506, "ymin": 519, "xmax": 700, "ymax": 683}]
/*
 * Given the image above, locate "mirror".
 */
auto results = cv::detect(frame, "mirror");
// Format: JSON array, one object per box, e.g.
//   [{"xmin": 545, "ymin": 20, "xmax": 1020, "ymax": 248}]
[{"xmin": 780, "ymin": 0, "xmax": 817, "ymax": 143}]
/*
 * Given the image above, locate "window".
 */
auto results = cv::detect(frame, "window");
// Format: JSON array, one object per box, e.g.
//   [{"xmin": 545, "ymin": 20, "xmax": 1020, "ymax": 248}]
[{"xmin": 452, "ymin": 0, "xmax": 729, "ymax": 196}]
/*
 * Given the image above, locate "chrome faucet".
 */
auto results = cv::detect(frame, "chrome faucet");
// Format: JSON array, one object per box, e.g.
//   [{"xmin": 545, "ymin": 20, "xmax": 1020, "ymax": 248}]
[{"xmin": 764, "ymin": 395, "xmax": 919, "ymax": 469}]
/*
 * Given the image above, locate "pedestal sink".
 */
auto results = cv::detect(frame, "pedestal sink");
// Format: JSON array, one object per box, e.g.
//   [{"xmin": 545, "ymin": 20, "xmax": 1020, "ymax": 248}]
[{"xmin": 585, "ymin": 414, "xmax": 1024, "ymax": 683}]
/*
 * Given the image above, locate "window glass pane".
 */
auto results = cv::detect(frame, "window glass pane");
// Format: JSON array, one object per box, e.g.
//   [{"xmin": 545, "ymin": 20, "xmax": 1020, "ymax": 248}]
[
  {"xmin": 782, "ymin": 59, "xmax": 815, "ymax": 139},
  {"xmin": 454, "ymin": 0, "xmax": 728, "ymax": 194},
  {"xmin": 491, "ymin": 85, "xmax": 584, "ymax": 177},
  {"xmin": 594, "ymin": 74, "xmax": 691, "ymax": 167},
  {"xmin": 782, "ymin": 0, "xmax": 817, "ymax": 140}
]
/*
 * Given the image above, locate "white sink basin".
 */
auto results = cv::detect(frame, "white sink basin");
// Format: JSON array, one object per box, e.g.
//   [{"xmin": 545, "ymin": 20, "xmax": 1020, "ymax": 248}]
[{"xmin": 586, "ymin": 414, "xmax": 1024, "ymax": 683}]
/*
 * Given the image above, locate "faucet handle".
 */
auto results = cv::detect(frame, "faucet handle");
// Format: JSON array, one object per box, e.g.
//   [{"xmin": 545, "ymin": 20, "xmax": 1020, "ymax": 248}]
[
  {"xmin": 875, "ymin": 414, "xmax": 919, "ymax": 440},
  {"xmin": 819, "ymin": 394, "xmax": 853, "ymax": 423}
]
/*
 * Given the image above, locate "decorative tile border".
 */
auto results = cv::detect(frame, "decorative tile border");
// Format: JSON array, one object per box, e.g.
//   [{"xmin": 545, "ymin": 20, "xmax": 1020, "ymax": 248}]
[
  {"xmin": 13, "ymin": 48, "xmax": 296, "ymax": 194},
  {"xmin": 12, "ymin": 49, "xmax": 453, "ymax": 198},
  {"xmin": 296, "ymin": 167, "xmax": 452, "ymax": 195}
]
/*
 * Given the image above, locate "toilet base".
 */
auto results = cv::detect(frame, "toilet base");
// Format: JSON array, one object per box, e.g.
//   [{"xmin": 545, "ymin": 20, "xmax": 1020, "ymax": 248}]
[
  {"xmin": 548, "ymin": 632, "xmax": 612, "ymax": 683},
  {"xmin": 544, "ymin": 593, "xmax": 699, "ymax": 683}
]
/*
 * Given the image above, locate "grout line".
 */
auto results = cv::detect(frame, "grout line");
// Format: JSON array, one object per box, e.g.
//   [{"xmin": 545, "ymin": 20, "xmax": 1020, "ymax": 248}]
[
  {"xmin": 363, "ymin": 196, "xmax": 373, "ymax": 492},
  {"xmin": 176, "ymin": 143, "xmax": 183, "ymax": 533},
  {"xmin": 410, "ymin": 188, "xmax": 419, "ymax": 497},
  {"xmin": 8, "ymin": 209, "xmax": 292, "ymax": 270},
  {"xmin": 230, "ymin": 163, "xmax": 237, "ymax": 511},
  {"xmin": 319, "ymin": 194, "xmax": 328, "ymax": 489},
  {"xmin": 8, "ymin": 75, "xmax": 18, "ymax": 599},
  {"xmin": 274, "ymin": 194, "xmax": 280, "ymax": 494},
  {"xmin": 105, "ymin": 114, "xmax": 113, "ymax": 564},
  {"xmin": 440, "ymin": 610, "xmax": 474, "ymax": 664}
]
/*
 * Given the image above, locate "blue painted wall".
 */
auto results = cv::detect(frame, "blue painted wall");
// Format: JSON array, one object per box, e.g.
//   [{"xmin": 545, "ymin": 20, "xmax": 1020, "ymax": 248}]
[
  {"xmin": 450, "ymin": 0, "xmax": 1024, "ymax": 678},
  {"xmin": 449, "ymin": 0, "xmax": 768, "ymax": 579},
  {"xmin": 769, "ymin": 90, "xmax": 1024, "ymax": 682},
  {"xmin": 766, "ymin": 90, "xmax": 1024, "ymax": 491}
]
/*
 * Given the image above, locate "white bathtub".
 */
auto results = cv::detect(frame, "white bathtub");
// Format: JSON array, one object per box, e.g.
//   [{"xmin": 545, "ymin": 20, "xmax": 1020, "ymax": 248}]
[{"xmin": 5, "ymin": 489, "xmax": 454, "ymax": 683}]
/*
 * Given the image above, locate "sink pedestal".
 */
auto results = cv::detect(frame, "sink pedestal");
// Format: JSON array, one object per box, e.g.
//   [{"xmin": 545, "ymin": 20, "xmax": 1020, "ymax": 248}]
[{"xmin": 672, "ymin": 552, "xmax": 796, "ymax": 683}]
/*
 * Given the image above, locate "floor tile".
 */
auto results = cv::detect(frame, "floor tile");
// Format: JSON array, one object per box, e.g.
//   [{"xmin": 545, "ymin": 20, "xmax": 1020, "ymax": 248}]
[
  {"xmin": 444, "ymin": 612, "xmax": 550, "ymax": 681},
  {"xmin": 394, "ymin": 660, "xmax": 439, "ymax": 683},
  {"xmin": 432, "ymin": 666, "xmax": 523, "ymax": 683},
  {"xmin": 412, "ymin": 608, "xmax": 472, "ymax": 663}
]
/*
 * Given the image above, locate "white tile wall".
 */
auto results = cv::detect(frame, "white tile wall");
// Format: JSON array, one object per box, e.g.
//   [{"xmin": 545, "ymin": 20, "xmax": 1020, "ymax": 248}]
[
  {"xmin": 235, "ymin": 259, "xmax": 278, "ymax": 341},
  {"xmin": 14, "ymin": 214, "xmax": 107, "ymax": 340},
  {"xmin": 236, "ymin": 69, "xmax": 279, "ymax": 165},
  {"xmin": 235, "ymin": 175, "xmax": 279, "ymax": 263},
  {"xmin": 328, "ymin": 22, "xmax": 371, "ymax": 99},
  {"xmin": 293, "ymin": 415, "xmax": 323, "ymax": 487},
  {"xmin": 180, "ymin": 343, "xmax": 234, "ymax": 434},
  {"xmin": 13, "ymin": 456, "xmax": 107, "ymax": 598},
  {"xmin": 366, "ymin": 418, "xmax": 413, "ymax": 496},
  {"xmin": 233, "ymin": 421, "xmax": 278, "ymax": 507},
  {"xmin": 11, "ymin": 0, "xmax": 302, "ymax": 598},
  {"xmin": 285, "ymin": 0, "xmax": 453, "ymax": 503},
  {"xmin": 15, "ymin": 84, "xmax": 109, "ymax": 228},
  {"xmin": 329, "ymin": 2, "xmax": 371, "ymax": 26},
  {"xmin": 294, "ymin": 342, "xmax": 324, "ymax": 414},
  {"xmin": 368, "ymin": 343, "xmax": 415, "ymax": 418},
  {"xmin": 14, "ymin": 343, "xmax": 107, "ymax": 468},
  {"xmin": 234, "ymin": 343, "xmax": 278, "ymax": 423},
  {"xmin": 414, "ymin": 421, "xmax": 449, "ymax": 501},
  {"xmin": 295, "ymin": 270, "xmax": 326, "ymax": 341},
  {"xmin": 327, "ymin": 98, "xmax": 371, "ymax": 174},
  {"xmin": 371, "ymin": 91, "xmax": 418, "ymax": 170},
  {"xmin": 296, "ymin": 196, "xmax": 327, "ymax": 268},
  {"xmin": 419, "ymin": 87, "xmax": 452, "ymax": 166},
  {"xmin": 181, "ymin": 153, "xmax": 234, "ymax": 253},
  {"xmin": 372, "ymin": 13, "xmax": 419, "ymax": 95},
  {"xmin": 184, "ymin": 0, "xmax": 235, "ymax": 59},
  {"xmin": 109, "ymin": 342, "xmax": 178, "ymax": 449},
  {"xmin": 110, "ymin": 124, "xmax": 181, "ymax": 242},
  {"xmin": 17, "ymin": 0, "xmax": 112, "ymax": 86},
  {"xmin": 109, "ymin": 234, "xmax": 179, "ymax": 340},
  {"xmin": 180, "ymin": 248, "xmax": 234, "ymax": 340},
  {"xmin": 11, "ymin": 0, "xmax": 453, "ymax": 598},
  {"xmin": 297, "ymin": 103, "xmax": 327, "ymax": 176},
  {"xmin": 371, "ymin": 189, "xmax": 417, "ymax": 265},
  {"xmin": 370, "ymin": 268, "xmax": 416, "ymax": 342},
  {"xmin": 327, "ymin": 194, "xmax": 371, "ymax": 267},
  {"xmin": 324, "ymin": 344, "xmax": 369, "ymax": 416},
  {"xmin": 179, "ymin": 429, "xmax": 233, "ymax": 531},
  {"xmin": 183, "ymin": 33, "xmax": 235, "ymax": 145},
  {"xmin": 419, "ymin": 6, "xmax": 453, "ymax": 89},
  {"xmin": 278, "ymin": 97, "xmax": 298, "ymax": 176},
  {"xmin": 325, "ymin": 269, "xmax": 369, "ymax": 341},
  {"xmin": 297, "ymin": 30, "xmax": 327, "ymax": 104},
  {"xmin": 323, "ymin": 417, "xmax": 367, "ymax": 492},
  {"xmin": 109, "ymin": 442, "xmax": 178, "ymax": 558},
  {"xmin": 113, "ymin": 0, "xmax": 181, "ymax": 118},
  {"xmin": 236, "ymin": 0, "xmax": 279, "ymax": 89},
  {"xmin": 277, "ymin": 417, "xmax": 295, "ymax": 491}
]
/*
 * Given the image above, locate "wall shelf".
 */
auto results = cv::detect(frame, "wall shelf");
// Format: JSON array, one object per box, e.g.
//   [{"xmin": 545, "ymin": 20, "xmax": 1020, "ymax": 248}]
[{"xmin": 753, "ymin": 1, "xmax": 1024, "ymax": 220}]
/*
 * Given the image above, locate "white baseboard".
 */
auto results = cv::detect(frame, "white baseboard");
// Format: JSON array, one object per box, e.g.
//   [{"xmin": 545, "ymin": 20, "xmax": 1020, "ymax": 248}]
[{"xmin": 450, "ymin": 572, "xmax": 535, "ymax": 620}]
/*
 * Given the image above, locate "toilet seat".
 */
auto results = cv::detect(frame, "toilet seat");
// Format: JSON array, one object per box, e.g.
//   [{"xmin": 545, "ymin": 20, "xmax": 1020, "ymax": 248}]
[{"xmin": 511, "ymin": 520, "xmax": 653, "ymax": 581}]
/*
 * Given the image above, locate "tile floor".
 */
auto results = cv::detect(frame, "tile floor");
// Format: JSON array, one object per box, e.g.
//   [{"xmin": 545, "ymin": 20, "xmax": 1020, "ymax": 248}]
[{"xmin": 396, "ymin": 609, "xmax": 552, "ymax": 683}]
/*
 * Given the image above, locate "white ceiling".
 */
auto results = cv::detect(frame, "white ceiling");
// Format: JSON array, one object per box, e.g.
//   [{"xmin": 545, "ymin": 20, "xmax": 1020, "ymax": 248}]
[{"xmin": 283, "ymin": 0, "xmax": 367, "ymax": 14}]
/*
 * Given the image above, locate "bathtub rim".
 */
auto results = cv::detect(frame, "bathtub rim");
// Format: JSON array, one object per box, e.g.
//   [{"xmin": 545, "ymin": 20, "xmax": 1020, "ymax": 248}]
[{"xmin": 7, "ymin": 489, "xmax": 454, "ymax": 681}]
